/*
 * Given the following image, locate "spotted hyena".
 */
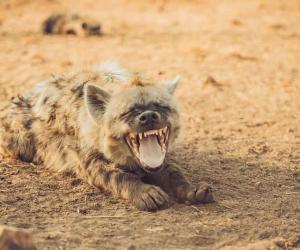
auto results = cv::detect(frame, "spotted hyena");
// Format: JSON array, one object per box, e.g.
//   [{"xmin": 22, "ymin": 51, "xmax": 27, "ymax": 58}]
[
  {"xmin": 0, "ymin": 63, "xmax": 213, "ymax": 211},
  {"xmin": 42, "ymin": 13, "xmax": 101, "ymax": 36}
]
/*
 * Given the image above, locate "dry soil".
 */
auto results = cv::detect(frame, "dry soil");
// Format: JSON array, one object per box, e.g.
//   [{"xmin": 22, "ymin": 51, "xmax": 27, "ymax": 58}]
[{"xmin": 0, "ymin": 0, "xmax": 299, "ymax": 249}]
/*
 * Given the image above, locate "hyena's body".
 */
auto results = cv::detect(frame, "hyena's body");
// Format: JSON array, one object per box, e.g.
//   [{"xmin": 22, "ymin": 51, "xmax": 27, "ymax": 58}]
[{"xmin": 0, "ymin": 64, "xmax": 213, "ymax": 211}]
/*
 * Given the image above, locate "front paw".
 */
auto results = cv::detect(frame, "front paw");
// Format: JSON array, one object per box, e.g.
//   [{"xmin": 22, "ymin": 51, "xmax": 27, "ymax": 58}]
[
  {"xmin": 177, "ymin": 182, "xmax": 214, "ymax": 204},
  {"xmin": 132, "ymin": 184, "xmax": 171, "ymax": 212},
  {"xmin": 187, "ymin": 182, "xmax": 214, "ymax": 204}
]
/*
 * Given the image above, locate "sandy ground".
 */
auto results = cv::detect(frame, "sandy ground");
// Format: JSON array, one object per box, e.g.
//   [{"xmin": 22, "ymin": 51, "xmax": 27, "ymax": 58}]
[{"xmin": 0, "ymin": 0, "xmax": 300, "ymax": 249}]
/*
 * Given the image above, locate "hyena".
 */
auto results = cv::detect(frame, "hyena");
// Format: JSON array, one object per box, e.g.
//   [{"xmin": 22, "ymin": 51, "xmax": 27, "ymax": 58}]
[
  {"xmin": 0, "ymin": 63, "xmax": 213, "ymax": 211},
  {"xmin": 42, "ymin": 13, "xmax": 101, "ymax": 36}
]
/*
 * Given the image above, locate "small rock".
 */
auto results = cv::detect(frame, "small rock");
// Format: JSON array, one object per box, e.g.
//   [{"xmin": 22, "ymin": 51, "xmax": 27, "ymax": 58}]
[
  {"xmin": 259, "ymin": 230, "xmax": 272, "ymax": 239},
  {"xmin": 77, "ymin": 207, "xmax": 87, "ymax": 214},
  {"xmin": 0, "ymin": 225, "xmax": 37, "ymax": 250},
  {"xmin": 286, "ymin": 235, "xmax": 300, "ymax": 247},
  {"xmin": 70, "ymin": 178, "xmax": 81, "ymax": 187},
  {"xmin": 255, "ymin": 181, "xmax": 262, "ymax": 189},
  {"xmin": 127, "ymin": 245, "xmax": 137, "ymax": 250}
]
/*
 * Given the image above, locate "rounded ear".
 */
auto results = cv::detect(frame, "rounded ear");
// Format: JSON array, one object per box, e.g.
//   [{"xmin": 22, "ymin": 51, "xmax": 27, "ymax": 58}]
[
  {"xmin": 164, "ymin": 75, "xmax": 181, "ymax": 95},
  {"xmin": 84, "ymin": 84, "xmax": 110, "ymax": 121}
]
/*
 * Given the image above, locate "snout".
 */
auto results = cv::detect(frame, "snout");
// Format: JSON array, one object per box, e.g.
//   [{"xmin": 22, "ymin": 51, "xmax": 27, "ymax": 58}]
[
  {"xmin": 126, "ymin": 110, "xmax": 171, "ymax": 171},
  {"xmin": 138, "ymin": 111, "xmax": 161, "ymax": 126},
  {"xmin": 89, "ymin": 24, "xmax": 101, "ymax": 33},
  {"xmin": 82, "ymin": 22, "xmax": 101, "ymax": 35}
]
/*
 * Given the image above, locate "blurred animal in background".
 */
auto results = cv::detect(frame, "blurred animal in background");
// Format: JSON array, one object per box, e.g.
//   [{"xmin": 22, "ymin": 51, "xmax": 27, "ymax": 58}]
[{"xmin": 42, "ymin": 13, "xmax": 101, "ymax": 36}]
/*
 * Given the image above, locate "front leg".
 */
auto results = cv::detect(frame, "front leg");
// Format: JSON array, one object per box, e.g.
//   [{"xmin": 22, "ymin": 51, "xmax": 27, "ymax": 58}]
[
  {"xmin": 149, "ymin": 160, "xmax": 214, "ymax": 204},
  {"xmin": 80, "ymin": 152, "xmax": 170, "ymax": 211}
]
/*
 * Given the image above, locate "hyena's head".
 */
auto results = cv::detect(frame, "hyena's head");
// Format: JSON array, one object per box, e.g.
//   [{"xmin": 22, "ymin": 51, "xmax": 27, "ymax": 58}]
[
  {"xmin": 42, "ymin": 13, "xmax": 101, "ymax": 36},
  {"xmin": 84, "ymin": 74, "xmax": 180, "ymax": 172}
]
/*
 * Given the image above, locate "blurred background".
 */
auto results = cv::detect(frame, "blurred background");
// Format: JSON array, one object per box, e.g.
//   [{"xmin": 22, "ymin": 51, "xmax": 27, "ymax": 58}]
[{"xmin": 0, "ymin": 0, "xmax": 299, "ymax": 249}]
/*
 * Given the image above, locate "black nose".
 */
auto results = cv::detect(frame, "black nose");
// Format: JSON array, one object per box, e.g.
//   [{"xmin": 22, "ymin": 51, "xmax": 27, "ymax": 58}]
[
  {"xmin": 138, "ymin": 111, "xmax": 161, "ymax": 125},
  {"xmin": 90, "ymin": 25, "xmax": 100, "ymax": 32}
]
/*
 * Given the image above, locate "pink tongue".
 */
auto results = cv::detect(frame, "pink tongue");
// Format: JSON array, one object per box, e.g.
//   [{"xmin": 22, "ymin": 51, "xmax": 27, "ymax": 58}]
[{"xmin": 139, "ymin": 135, "xmax": 165, "ymax": 168}]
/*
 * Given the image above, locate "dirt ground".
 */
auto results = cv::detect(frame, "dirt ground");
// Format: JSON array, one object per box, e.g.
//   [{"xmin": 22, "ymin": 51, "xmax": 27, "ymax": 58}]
[{"xmin": 0, "ymin": 0, "xmax": 299, "ymax": 249}]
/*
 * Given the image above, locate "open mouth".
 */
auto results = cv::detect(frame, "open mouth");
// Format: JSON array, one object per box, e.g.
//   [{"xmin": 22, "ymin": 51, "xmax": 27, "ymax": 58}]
[{"xmin": 125, "ymin": 126, "xmax": 170, "ymax": 170}]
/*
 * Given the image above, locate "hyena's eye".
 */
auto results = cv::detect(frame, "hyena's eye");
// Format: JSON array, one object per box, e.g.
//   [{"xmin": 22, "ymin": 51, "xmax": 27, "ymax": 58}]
[
  {"xmin": 152, "ymin": 103, "xmax": 172, "ymax": 113},
  {"xmin": 119, "ymin": 108, "xmax": 139, "ymax": 120}
]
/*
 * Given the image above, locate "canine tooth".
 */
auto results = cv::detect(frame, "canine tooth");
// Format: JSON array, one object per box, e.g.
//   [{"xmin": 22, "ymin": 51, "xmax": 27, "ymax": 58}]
[
  {"xmin": 133, "ymin": 147, "xmax": 139, "ymax": 155},
  {"xmin": 159, "ymin": 136, "xmax": 164, "ymax": 145},
  {"xmin": 165, "ymin": 130, "xmax": 169, "ymax": 143},
  {"xmin": 139, "ymin": 133, "xmax": 142, "ymax": 140},
  {"xmin": 163, "ymin": 127, "xmax": 167, "ymax": 133}
]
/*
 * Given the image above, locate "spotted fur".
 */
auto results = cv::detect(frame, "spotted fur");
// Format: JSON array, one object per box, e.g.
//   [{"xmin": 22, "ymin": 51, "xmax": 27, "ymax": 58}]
[{"xmin": 0, "ymin": 63, "xmax": 213, "ymax": 211}]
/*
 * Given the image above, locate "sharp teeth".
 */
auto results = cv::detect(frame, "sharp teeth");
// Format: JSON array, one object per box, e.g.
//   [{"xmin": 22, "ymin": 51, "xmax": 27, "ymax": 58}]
[
  {"xmin": 140, "ymin": 129, "xmax": 166, "ymax": 137},
  {"xmin": 163, "ymin": 127, "xmax": 168, "ymax": 133},
  {"xmin": 159, "ymin": 129, "xmax": 163, "ymax": 136},
  {"xmin": 159, "ymin": 135, "xmax": 164, "ymax": 145},
  {"xmin": 133, "ymin": 146, "xmax": 139, "ymax": 155},
  {"xmin": 165, "ymin": 130, "xmax": 169, "ymax": 143}
]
